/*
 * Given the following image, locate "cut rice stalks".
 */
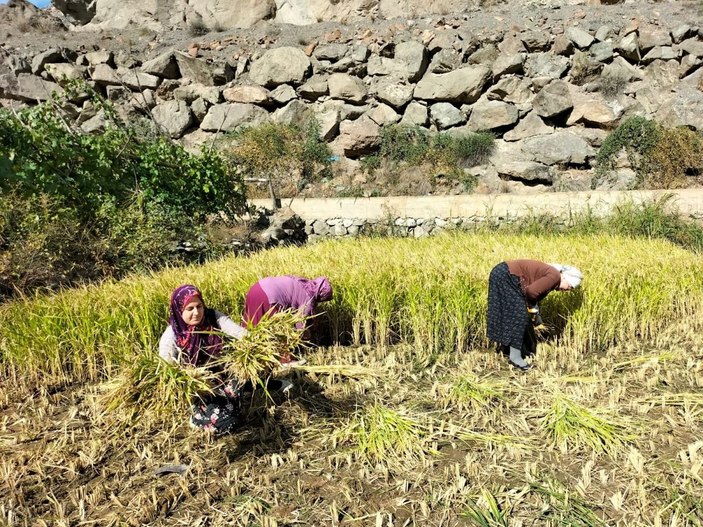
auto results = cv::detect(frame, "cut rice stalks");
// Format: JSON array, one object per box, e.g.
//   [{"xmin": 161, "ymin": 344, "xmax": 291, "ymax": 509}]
[
  {"xmin": 216, "ymin": 310, "xmax": 310, "ymax": 388},
  {"xmin": 101, "ymin": 351, "xmax": 216, "ymax": 424}
]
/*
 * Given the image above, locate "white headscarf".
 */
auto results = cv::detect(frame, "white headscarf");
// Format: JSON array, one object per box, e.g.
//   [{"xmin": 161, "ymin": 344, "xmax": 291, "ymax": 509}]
[{"xmin": 549, "ymin": 263, "xmax": 583, "ymax": 288}]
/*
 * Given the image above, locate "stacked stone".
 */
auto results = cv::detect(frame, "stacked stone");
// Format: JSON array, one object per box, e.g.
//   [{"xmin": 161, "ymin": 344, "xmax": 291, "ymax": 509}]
[{"xmin": 1, "ymin": 18, "xmax": 702, "ymax": 192}]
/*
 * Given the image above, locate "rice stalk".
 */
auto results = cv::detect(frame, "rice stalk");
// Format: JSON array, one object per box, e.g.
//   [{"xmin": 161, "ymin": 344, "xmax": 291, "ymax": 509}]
[
  {"xmin": 541, "ymin": 392, "xmax": 634, "ymax": 456},
  {"xmin": 216, "ymin": 310, "xmax": 308, "ymax": 387},
  {"xmin": 445, "ymin": 373, "xmax": 504, "ymax": 411},
  {"xmin": 101, "ymin": 351, "xmax": 216, "ymax": 423},
  {"xmin": 296, "ymin": 364, "xmax": 383, "ymax": 379},
  {"xmin": 529, "ymin": 481, "xmax": 606, "ymax": 527},
  {"xmin": 331, "ymin": 403, "xmax": 427, "ymax": 464},
  {"xmin": 462, "ymin": 489, "xmax": 509, "ymax": 527}
]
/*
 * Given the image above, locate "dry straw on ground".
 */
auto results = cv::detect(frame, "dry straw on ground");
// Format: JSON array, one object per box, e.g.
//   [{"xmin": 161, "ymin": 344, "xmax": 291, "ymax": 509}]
[{"xmin": 1, "ymin": 232, "xmax": 703, "ymax": 525}]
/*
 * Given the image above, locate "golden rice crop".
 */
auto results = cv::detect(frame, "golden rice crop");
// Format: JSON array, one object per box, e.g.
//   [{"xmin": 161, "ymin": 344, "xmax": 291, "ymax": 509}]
[
  {"xmin": 216, "ymin": 310, "xmax": 308, "ymax": 387},
  {"xmin": 1, "ymin": 233, "xmax": 702, "ymax": 384}
]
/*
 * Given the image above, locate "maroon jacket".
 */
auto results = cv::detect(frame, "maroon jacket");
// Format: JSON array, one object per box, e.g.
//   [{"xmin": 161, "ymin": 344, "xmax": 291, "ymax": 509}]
[{"xmin": 507, "ymin": 260, "xmax": 560, "ymax": 304}]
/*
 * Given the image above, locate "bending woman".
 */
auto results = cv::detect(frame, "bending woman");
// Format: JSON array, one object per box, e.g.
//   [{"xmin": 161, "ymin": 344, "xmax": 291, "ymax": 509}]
[
  {"xmin": 159, "ymin": 284, "xmax": 248, "ymax": 434},
  {"xmin": 243, "ymin": 275, "xmax": 333, "ymax": 364},
  {"xmin": 487, "ymin": 260, "xmax": 582, "ymax": 371}
]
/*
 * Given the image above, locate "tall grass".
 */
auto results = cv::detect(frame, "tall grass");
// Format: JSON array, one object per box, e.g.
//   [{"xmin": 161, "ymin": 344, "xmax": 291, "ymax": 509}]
[{"xmin": 1, "ymin": 232, "xmax": 702, "ymax": 385}]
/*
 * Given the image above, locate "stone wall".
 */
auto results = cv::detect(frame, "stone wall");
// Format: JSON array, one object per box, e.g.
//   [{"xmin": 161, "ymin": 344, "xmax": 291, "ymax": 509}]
[
  {"xmin": 1, "ymin": 10, "xmax": 703, "ymax": 192},
  {"xmin": 250, "ymin": 189, "xmax": 703, "ymax": 239}
]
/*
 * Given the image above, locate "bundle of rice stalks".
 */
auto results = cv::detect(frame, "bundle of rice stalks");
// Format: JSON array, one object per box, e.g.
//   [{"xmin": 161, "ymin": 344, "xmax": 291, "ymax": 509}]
[
  {"xmin": 102, "ymin": 351, "xmax": 216, "ymax": 423},
  {"xmin": 216, "ymin": 310, "xmax": 309, "ymax": 387},
  {"xmin": 541, "ymin": 392, "xmax": 634, "ymax": 456},
  {"xmin": 332, "ymin": 403, "xmax": 427, "ymax": 464},
  {"xmin": 445, "ymin": 373, "xmax": 505, "ymax": 411}
]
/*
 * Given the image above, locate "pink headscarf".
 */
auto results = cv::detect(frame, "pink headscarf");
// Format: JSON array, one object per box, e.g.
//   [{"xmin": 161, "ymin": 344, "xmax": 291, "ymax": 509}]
[{"xmin": 168, "ymin": 284, "xmax": 223, "ymax": 366}]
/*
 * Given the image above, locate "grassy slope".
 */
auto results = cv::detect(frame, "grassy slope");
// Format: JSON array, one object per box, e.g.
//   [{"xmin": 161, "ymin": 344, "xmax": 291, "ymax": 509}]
[{"xmin": 1, "ymin": 233, "xmax": 703, "ymax": 525}]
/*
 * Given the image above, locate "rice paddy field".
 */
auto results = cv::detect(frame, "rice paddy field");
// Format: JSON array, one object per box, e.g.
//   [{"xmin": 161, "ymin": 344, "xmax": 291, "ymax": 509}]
[{"xmin": 1, "ymin": 232, "xmax": 703, "ymax": 526}]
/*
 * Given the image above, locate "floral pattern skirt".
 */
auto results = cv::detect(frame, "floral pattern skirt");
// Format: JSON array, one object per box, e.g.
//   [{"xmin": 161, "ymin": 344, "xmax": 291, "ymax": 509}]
[{"xmin": 190, "ymin": 380, "xmax": 244, "ymax": 435}]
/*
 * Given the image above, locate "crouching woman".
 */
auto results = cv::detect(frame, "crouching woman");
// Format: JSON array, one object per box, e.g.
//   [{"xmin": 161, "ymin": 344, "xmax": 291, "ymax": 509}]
[
  {"xmin": 487, "ymin": 260, "xmax": 582, "ymax": 371},
  {"xmin": 159, "ymin": 284, "xmax": 248, "ymax": 434}
]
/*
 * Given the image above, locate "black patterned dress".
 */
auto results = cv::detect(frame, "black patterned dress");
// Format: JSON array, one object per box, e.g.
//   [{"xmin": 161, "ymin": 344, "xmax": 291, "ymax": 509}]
[{"xmin": 486, "ymin": 262, "xmax": 537, "ymax": 356}]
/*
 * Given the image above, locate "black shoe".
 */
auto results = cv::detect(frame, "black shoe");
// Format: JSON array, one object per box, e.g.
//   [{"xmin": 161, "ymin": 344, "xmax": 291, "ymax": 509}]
[{"xmin": 508, "ymin": 359, "xmax": 534, "ymax": 371}]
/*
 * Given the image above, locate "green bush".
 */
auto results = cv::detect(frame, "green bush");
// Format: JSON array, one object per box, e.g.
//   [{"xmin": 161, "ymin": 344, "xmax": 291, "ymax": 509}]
[
  {"xmin": 596, "ymin": 116, "xmax": 660, "ymax": 177},
  {"xmin": 0, "ymin": 85, "xmax": 246, "ymax": 300},
  {"xmin": 595, "ymin": 117, "xmax": 703, "ymax": 189},
  {"xmin": 223, "ymin": 119, "xmax": 331, "ymax": 196},
  {"xmin": 0, "ymin": 93, "xmax": 243, "ymax": 221},
  {"xmin": 379, "ymin": 124, "xmax": 495, "ymax": 180}
]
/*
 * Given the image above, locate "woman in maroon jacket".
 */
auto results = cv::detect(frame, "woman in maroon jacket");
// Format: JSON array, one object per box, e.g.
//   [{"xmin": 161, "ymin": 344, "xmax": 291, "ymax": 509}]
[{"xmin": 487, "ymin": 260, "xmax": 583, "ymax": 371}]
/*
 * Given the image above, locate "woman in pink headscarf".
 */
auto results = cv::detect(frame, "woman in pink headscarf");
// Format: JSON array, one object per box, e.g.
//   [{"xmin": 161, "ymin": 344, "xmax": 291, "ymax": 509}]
[
  {"xmin": 243, "ymin": 275, "xmax": 333, "ymax": 365},
  {"xmin": 159, "ymin": 284, "xmax": 291, "ymax": 434}
]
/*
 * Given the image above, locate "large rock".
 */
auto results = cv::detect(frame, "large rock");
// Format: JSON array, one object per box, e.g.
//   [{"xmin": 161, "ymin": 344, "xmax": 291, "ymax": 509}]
[
  {"xmin": 200, "ymin": 102, "xmax": 267, "ymax": 132},
  {"xmin": 492, "ymin": 53, "xmax": 525, "ymax": 79},
  {"xmin": 400, "ymin": 101, "xmax": 429, "ymax": 127},
  {"xmin": 565, "ymin": 27, "xmax": 595, "ymax": 50},
  {"xmin": 152, "ymin": 100, "xmax": 193, "ymax": 139},
  {"xmin": 616, "ymin": 33, "xmax": 640, "ymax": 62},
  {"xmin": 430, "ymin": 102, "xmax": 465, "ymax": 129},
  {"xmin": 271, "ymin": 100, "xmax": 312, "ymax": 126},
  {"xmin": 521, "ymin": 31, "xmax": 552, "ymax": 52},
  {"xmin": 373, "ymin": 81, "xmax": 414, "ymax": 109},
  {"xmin": 314, "ymin": 44, "xmax": 348, "ymax": 62},
  {"xmin": 223, "ymin": 85, "xmax": 270, "ymax": 105},
  {"xmin": 524, "ymin": 53, "xmax": 569, "ymax": 79},
  {"xmin": 174, "ymin": 83, "xmax": 221, "ymax": 104},
  {"xmin": 641, "ymin": 47, "xmax": 678, "ymax": 65},
  {"xmin": 490, "ymin": 141, "xmax": 554, "ymax": 183},
  {"xmin": 679, "ymin": 38, "xmax": 703, "ymax": 58},
  {"xmin": 120, "ymin": 71, "xmax": 160, "ymax": 90},
  {"xmin": 655, "ymin": 85, "xmax": 703, "ymax": 131},
  {"xmin": 187, "ymin": 0, "xmax": 275, "ymax": 29},
  {"xmin": 414, "ymin": 66, "xmax": 491, "ymax": 104},
  {"xmin": 44, "ymin": 63, "xmax": 86, "ymax": 83},
  {"xmin": 589, "ymin": 41, "xmax": 614, "ymax": 63},
  {"xmin": 637, "ymin": 26, "xmax": 672, "ymax": 52},
  {"xmin": 333, "ymin": 116, "xmax": 380, "ymax": 157},
  {"xmin": 522, "ymin": 131, "xmax": 594, "ymax": 166},
  {"xmin": 141, "ymin": 51, "xmax": 180, "ymax": 79},
  {"xmin": 175, "ymin": 52, "xmax": 216, "ymax": 85},
  {"xmin": 644, "ymin": 59, "xmax": 682, "ymax": 88},
  {"xmin": 85, "ymin": 0, "xmax": 162, "ymax": 30},
  {"xmin": 567, "ymin": 89, "xmax": 623, "ymax": 128},
  {"xmin": 486, "ymin": 77, "xmax": 533, "ymax": 106},
  {"xmin": 249, "ymin": 47, "xmax": 312, "ymax": 88},
  {"xmin": 367, "ymin": 41, "xmax": 429, "ymax": 82},
  {"xmin": 503, "ymin": 112, "xmax": 553, "ymax": 141},
  {"xmin": 53, "ymin": 0, "xmax": 96, "ymax": 24},
  {"xmin": 367, "ymin": 103, "xmax": 400, "ymax": 126},
  {"xmin": 298, "ymin": 74, "xmax": 329, "ymax": 100},
  {"xmin": 467, "ymin": 99, "xmax": 518, "ymax": 131},
  {"xmin": 0, "ymin": 73, "xmax": 63, "ymax": 101},
  {"xmin": 328, "ymin": 73, "xmax": 367, "ymax": 104},
  {"xmin": 315, "ymin": 107, "xmax": 341, "ymax": 141},
  {"xmin": 532, "ymin": 80, "xmax": 573, "ymax": 118}
]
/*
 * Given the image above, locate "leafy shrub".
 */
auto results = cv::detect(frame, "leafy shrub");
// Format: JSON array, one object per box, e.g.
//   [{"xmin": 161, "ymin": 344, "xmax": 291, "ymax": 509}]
[
  {"xmin": 223, "ymin": 119, "xmax": 331, "ymax": 197},
  {"xmin": 1, "ymin": 87, "xmax": 244, "ymax": 221},
  {"xmin": 0, "ymin": 84, "xmax": 246, "ymax": 299},
  {"xmin": 647, "ymin": 127, "xmax": 703, "ymax": 189},
  {"xmin": 596, "ymin": 117, "xmax": 703, "ymax": 189},
  {"xmin": 596, "ymin": 116, "xmax": 660, "ymax": 176},
  {"xmin": 379, "ymin": 124, "xmax": 495, "ymax": 181},
  {"xmin": 380, "ymin": 125, "xmax": 431, "ymax": 164}
]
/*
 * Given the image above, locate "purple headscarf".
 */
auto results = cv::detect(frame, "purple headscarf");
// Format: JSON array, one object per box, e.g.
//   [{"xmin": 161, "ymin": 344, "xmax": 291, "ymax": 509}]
[
  {"xmin": 168, "ymin": 284, "xmax": 223, "ymax": 366},
  {"xmin": 303, "ymin": 276, "xmax": 333, "ymax": 303}
]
